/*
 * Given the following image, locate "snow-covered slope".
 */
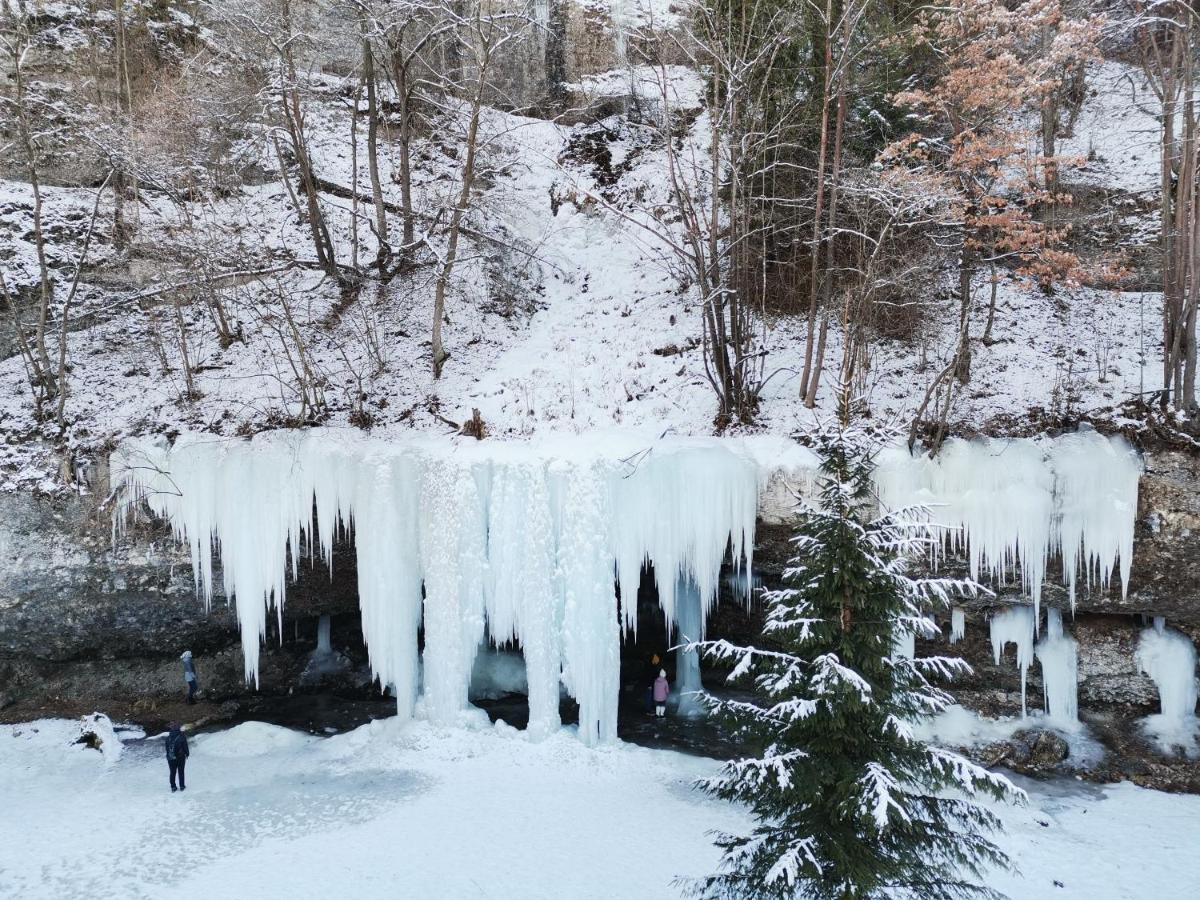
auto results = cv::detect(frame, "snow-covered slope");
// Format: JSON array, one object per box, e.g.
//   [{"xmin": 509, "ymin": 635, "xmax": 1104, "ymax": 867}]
[{"xmin": 0, "ymin": 28, "xmax": 1167, "ymax": 495}]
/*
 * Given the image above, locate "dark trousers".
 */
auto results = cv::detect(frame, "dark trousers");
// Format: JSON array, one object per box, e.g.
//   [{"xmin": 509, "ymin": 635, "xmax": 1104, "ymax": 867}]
[
  {"xmin": 186, "ymin": 680, "xmax": 197, "ymax": 704},
  {"xmin": 169, "ymin": 758, "xmax": 187, "ymax": 791}
]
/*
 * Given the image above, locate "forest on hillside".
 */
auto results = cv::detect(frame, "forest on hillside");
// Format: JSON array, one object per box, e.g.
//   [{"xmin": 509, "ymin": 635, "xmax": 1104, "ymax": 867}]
[{"xmin": 0, "ymin": 1, "xmax": 1190, "ymax": 490}]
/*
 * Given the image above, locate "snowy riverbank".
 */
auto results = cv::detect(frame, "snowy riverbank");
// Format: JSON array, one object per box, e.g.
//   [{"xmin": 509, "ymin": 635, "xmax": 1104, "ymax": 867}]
[{"xmin": 1, "ymin": 718, "xmax": 1198, "ymax": 899}]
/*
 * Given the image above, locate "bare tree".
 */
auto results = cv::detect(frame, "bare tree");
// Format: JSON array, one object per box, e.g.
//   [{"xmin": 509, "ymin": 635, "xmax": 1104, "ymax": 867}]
[
  {"xmin": 430, "ymin": 1, "xmax": 529, "ymax": 377},
  {"xmin": 1127, "ymin": 1, "xmax": 1200, "ymax": 412}
]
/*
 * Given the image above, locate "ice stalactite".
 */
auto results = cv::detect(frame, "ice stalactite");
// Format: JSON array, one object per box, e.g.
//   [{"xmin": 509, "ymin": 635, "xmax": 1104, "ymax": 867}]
[
  {"xmin": 1036, "ymin": 608, "xmax": 1078, "ymax": 724},
  {"xmin": 876, "ymin": 430, "xmax": 1141, "ymax": 624},
  {"xmin": 990, "ymin": 605, "xmax": 1036, "ymax": 717},
  {"xmin": 950, "ymin": 608, "xmax": 966, "ymax": 644},
  {"xmin": 1154, "ymin": 616, "xmax": 1167, "ymax": 634},
  {"xmin": 673, "ymin": 576, "xmax": 705, "ymax": 718},
  {"xmin": 556, "ymin": 463, "xmax": 621, "ymax": 746},
  {"xmin": 1136, "ymin": 627, "xmax": 1199, "ymax": 754},
  {"xmin": 893, "ymin": 629, "xmax": 916, "ymax": 660}
]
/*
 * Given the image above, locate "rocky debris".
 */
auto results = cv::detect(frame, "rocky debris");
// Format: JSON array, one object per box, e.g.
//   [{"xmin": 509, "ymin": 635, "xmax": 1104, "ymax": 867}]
[{"xmin": 975, "ymin": 729, "xmax": 1071, "ymax": 775}]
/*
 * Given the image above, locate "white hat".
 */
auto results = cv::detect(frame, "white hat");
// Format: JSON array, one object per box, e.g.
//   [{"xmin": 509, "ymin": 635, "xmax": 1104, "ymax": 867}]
[
  {"xmin": 659, "ymin": 669, "xmax": 666, "ymax": 678},
  {"xmin": 181, "ymin": 650, "xmax": 192, "ymax": 659}
]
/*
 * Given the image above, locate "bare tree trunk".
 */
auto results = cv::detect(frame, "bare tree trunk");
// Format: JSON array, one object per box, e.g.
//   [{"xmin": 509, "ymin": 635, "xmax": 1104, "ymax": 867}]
[
  {"xmin": 390, "ymin": 54, "xmax": 417, "ymax": 251},
  {"xmin": 56, "ymin": 171, "xmax": 113, "ymax": 430},
  {"xmin": 112, "ymin": 0, "xmax": 132, "ymax": 250},
  {"xmin": 799, "ymin": 1, "xmax": 834, "ymax": 401},
  {"xmin": 277, "ymin": 1, "xmax": 340, "ymax": 281},
  {"xmin": 11, "ymin": 42, "xmax": 57, "ymax": 404},
  {"xmin": 545, "ymin": 0, "xmax": 567, "ymax": 108},
  {"xmin": 432, "ymin": 28, "xmax": 489, "ymax": 378},
  {"xmin": 981, "ymin": 261, "xmax": 999, "ymax": 345},
  {"xmin": 805, "ymin": 83, "xmax": 845, "ymax": 409},
  {"xmin": 362, "ymin": 31, "xmax": 389, "ymax": 263}
]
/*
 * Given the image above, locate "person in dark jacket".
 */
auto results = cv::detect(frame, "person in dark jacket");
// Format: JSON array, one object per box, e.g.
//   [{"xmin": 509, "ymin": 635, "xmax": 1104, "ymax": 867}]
[
  {"xmin": 181, "ymin": 650, "xmax": 198, "ymax": 704},
  {"xmin": 165, "ymin": 722, "xmax": 190, "ymax": 792}
]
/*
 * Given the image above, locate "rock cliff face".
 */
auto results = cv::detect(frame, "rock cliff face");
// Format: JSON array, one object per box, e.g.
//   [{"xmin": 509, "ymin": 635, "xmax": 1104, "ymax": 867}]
[
  {"xmin": 2, "ymin": 442, "xmax": 1198, "ymax": 787},
  {"xmin": 0, "ymin": 486, "xmax": 364, "ymax": 709}
]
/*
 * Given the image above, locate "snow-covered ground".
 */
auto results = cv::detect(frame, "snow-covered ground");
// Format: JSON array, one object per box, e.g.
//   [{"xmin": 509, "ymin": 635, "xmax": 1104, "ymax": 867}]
[{"xmin": 2, "ymin": 717, "xmax": 1198, "ymax": 900}]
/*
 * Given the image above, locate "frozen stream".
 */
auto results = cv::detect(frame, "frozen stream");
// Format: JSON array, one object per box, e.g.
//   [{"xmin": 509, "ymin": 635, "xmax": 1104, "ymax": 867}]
[{"xmin": 2, "ymin": 719, "xmax": 1198, "ymax": 899}]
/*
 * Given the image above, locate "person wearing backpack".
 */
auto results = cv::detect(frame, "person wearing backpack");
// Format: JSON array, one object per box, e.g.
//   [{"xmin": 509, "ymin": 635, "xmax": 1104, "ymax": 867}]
[{"xmin": 165, "ymin": 722, "xmax": 190, "ymax": 793}]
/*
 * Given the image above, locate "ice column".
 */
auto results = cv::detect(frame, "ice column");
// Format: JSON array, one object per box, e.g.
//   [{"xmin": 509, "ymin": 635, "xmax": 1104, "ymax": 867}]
[
  {"xmin": 419, "ymin": 460, "xmax": 489, "ymax": 724},
  {"xmin": 316, "ymin": 615, "xmax": 332, "ymax": 655},
  {"xmin": 556, "ymin": 463, "xmax": 621, "ymax": 746},
  {"xmin": 990, "ymin": 605, "xmax": 1036, "ymax": 717},
  {"xmin": 1035, "ymin": 608, "xmax": 1078, "ymax": 724},
  {"xmin": 673, "ymin": 576, "xmax": 705, "ymax": 718},
  {"xmin": 486, "ymin": 462, "xmax": 562, "ymax": 737},
  {"xmin": 349, "ymin": 451, "xmax": 423, "ymax": 719},
  {"xmin": 1136, "ymin": 627, "xmax": 1199, "ymax": 725}
]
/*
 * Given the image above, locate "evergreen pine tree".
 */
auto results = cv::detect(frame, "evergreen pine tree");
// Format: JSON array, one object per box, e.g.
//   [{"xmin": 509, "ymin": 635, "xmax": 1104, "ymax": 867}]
[{"xmin": 685, "ymin": 422, "xmax": 1023, "ymax": 900}]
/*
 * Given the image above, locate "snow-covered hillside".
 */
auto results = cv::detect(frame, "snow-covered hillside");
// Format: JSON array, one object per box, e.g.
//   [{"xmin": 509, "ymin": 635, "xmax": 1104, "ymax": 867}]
[{"xmin": 0, "ymin": 2, "xmax": 1171, "ymax": 493}]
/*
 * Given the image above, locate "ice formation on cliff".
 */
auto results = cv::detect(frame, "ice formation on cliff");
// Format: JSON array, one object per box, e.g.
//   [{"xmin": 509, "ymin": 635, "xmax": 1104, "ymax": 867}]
[
  {"xmin": 113, "ymin": 430, "xmax": 805, "ymax": 744},
  {"xmin": 876, "ymin": 430, "xmax": 1140, "ymax": 623},
  {"xmin": 990, "ymin": 605, "xmax": 1036, "ymax": 717},
  {"xmin": 1136, "ymin": 625, "xmax": 1199, "ymax": 755},
  {"xmin": 113, "ymin": 428, "xmax": 1139, "ymax": 743}
]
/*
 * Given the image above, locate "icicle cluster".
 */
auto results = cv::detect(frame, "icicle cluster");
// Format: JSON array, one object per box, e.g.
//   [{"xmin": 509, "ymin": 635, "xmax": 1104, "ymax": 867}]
[
  {"xmin": 949, "ymin": 607, "xmax": 966, "ymax": 644},
  {"xmin": 876, "ymin": 430, "xmax": 1141, "ymax": 621},
  {"xmin": 1036, "ymin": 608, "xmax": 1079, "ymax": 724},
  {"xmin": 112, "ymin": 430, "xmax": 789, "ymax": 744},
  {"xmin": 989, "ymin": 605, "xmax": 1036, "ymax": 717}
]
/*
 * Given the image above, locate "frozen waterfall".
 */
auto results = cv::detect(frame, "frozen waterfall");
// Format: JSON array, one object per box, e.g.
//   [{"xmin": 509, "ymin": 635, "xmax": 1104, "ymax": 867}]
[
  {"xmin": 1136, "ymin": 626, "xmax": 1199, "ymax": 754},
  {"xmin": 113, "ymin": 430, "xmax": 801, "ymax": 745},
  {"xmin": 112, "ymin": 427, "xmax": 1141, "ymax": 744},
  {"xmin": 877, "ymin": 430, "xmax": 1140, "ymax": 623}
]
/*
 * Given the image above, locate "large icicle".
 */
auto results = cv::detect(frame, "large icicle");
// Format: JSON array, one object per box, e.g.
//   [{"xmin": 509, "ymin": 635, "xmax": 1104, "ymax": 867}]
[
  {"xmin": 486, "ymin": 461, "xmax": 562, "ymax": 737},
  {"xmin": 990, "ymin": 605, "xmax": 1036, "ymax": 717},
  {"xmin": 1036, "ymin": 608, "xmax": 1078, "ymax": 724},
  {"xmin": 949, "ymin": 608, "xmax": 966, "ymax": 644},
  {"xmin": 555, "ymin": 462, "xmax": 620, "ymax": 746},
  {"xmin": 419, "ymin": 459, "xmax": 489, "ymax": 724}
]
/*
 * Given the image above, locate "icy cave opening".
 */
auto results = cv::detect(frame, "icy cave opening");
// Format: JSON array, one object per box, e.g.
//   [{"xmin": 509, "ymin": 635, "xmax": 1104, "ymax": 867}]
[{"xmin": 113, "ymin": 428, "xmax": 1141, "ymax": 744}]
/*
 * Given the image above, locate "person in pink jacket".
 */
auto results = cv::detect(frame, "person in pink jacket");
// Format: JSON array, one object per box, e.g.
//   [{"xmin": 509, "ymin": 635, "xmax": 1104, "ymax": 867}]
[{"xmin": 653, "ymin": 669, "xmax": 670, "ymax": 718}]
